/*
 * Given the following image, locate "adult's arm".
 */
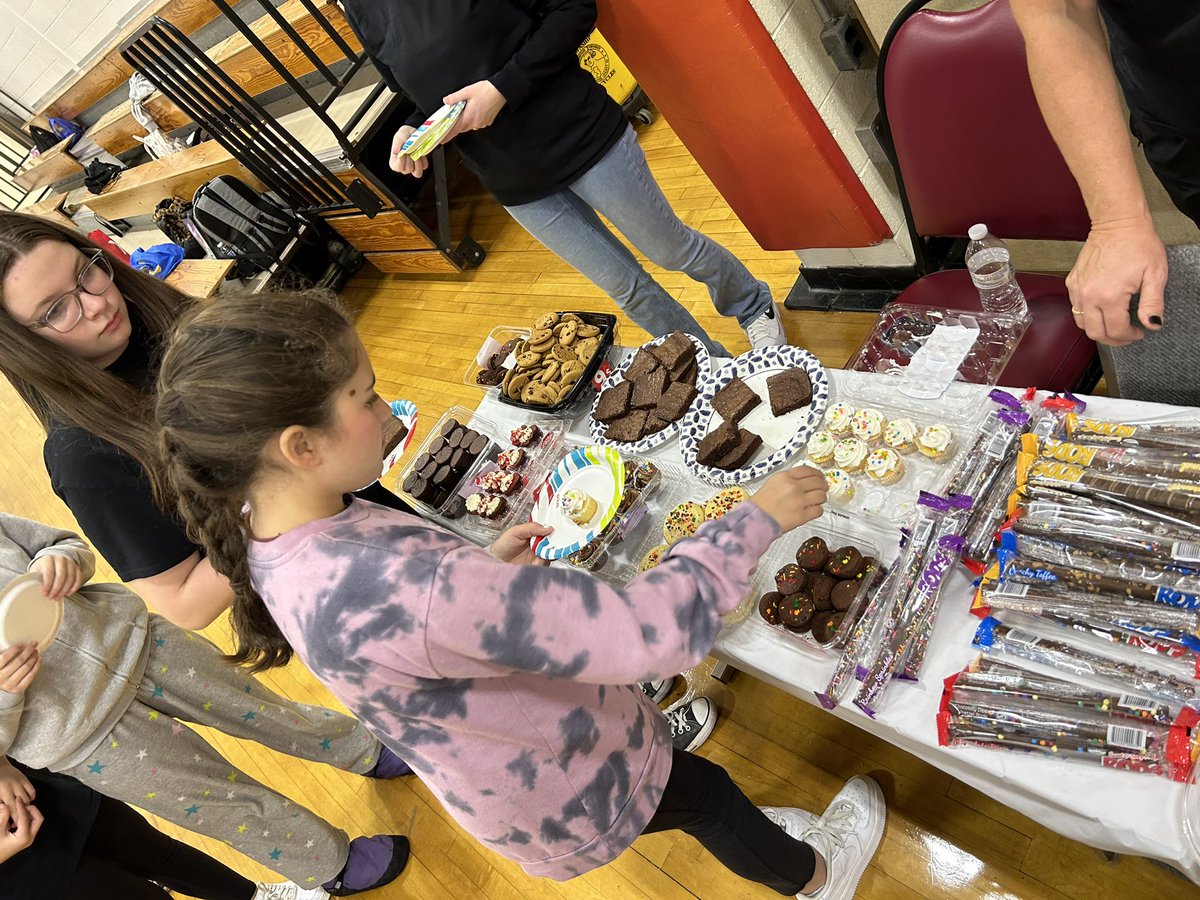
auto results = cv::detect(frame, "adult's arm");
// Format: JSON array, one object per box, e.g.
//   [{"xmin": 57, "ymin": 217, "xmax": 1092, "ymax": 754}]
[
  {"xmin": 489, "ymin": 0, "xmax": 598, "ymax": 110},
  {"xmin": 1010, "ymin": 0, "xmax": 1166, "ymax": 345},
  {"xmin": 128, "ymin": 553, "xmax": 234, "ymax": 631}
]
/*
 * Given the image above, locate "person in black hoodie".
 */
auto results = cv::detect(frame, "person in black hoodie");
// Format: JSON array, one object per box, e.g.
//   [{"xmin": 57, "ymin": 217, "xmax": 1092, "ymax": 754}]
[{"xmin": 342, "ymin": 0, "xmax": 789, "ymax": 354}]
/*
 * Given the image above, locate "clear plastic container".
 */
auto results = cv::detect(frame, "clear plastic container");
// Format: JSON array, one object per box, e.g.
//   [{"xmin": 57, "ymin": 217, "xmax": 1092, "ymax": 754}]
[
  {"xmin": 396, "ymin": 406, "xmax": 500, "ymax": 520},
  {"xmin": 464, "ymin": 326, "xmax": 530, "ymax": 390},
  {"xmin": 454, "ymin": 421, "xmax": 567, "ymax": 536},
  {"xmin": 562, "ymin": 452, "xmax": 665, "ymax": 579},
  {"xmin": 496, "ymin": 311, "xmax": 620, "ymax": 417}
]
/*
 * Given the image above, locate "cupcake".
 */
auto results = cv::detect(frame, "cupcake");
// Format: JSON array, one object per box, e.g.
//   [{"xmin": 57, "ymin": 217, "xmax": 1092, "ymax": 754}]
[
  {"xmin": 832, "ymin": 437, "xmax": 869, "ymax": 473},
  {"xmin": 823, "ymin": 468, "xmax": 856, "ymax": 504},
  {"xmin": 849, "ymin": 408, "xmax": 887, "ymax": 446},
  {"xmin": 663, "ymin": 501, "xmax": 706, "ymax": 543},
  {"xmin": 806, "ymin": 430, "xmax": 837, "ymax": 465},
  {"xmin": 865, "ymin": 448, "xmax": 905, "ymax": 486},
  {"xmin": 917, "ymin": 423, "xmax": 956, "ymax": 460},
  {"xmin": 824, "ymin": 401, "xmax": 855, "ymax": 437},
  {"xmin": 559, "ymin": 488, "xmax": 598, "ymax": 525},
  {"xmin": 883, "ymin": 418, "xmax": 919, "ymax": 454}
]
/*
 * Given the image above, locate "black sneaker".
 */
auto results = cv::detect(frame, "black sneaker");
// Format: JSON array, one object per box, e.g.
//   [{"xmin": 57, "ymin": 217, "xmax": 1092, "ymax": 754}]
[
  {"xmin": 323, "ymin": 834, "xmax": 409, "ymax": 896},
  {"xmin": 665, "ymin": 697, "xmax": 717, "ymax": 752},
  {"xmin": 639, "ymin": 676, "xmax": 676, "ymax": 704}
]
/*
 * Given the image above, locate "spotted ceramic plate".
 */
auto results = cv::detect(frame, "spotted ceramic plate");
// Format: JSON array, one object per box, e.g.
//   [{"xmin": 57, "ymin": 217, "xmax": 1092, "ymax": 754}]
[
  {"xmin": 530, "ymin": 445, "xmax": 626, "ymax": 560},
  {"xmin": 680, "ymin": 346, "xmax": 829, "ymax": 486},
  {"xmin": 588, "ymin": 333, "xmax": 711, "ymax": 453}
]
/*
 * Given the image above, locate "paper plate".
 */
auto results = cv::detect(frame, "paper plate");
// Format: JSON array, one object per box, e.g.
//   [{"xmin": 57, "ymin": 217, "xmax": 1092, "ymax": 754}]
[
  {"xmin": 588, "ymin": 333, "xmax": 711, "ymax": 453},
  {"xmin": 0, "ymin": 573, "xmax": 63, "ymax": 652},
  {"xmin": 530, "ymin": 445, "xmax": 626, "ymax": 560},
  {"xmin": 681, "ymin": 345, "xmax": 829, "ymax": 486}
]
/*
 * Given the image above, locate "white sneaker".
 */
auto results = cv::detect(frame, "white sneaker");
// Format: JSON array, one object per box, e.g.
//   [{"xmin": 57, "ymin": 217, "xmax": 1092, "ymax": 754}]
[
  {"xmin": 255, "ymin": 882, "xmax": 330, "ymax": 900},
  {"xmin": 759, "ymin": 805, "xmax": 821, "ymax": 839},
  {"xmin": 744, "ymin": 302, "xmax": 787, "ymax": 348},
  {"xmin": 665, "ymin": 697, "xmax": 718, "ymax": 751},
  {"xmin": 640, "ymin": 676, "xmax": 676, "ymax": 704},
  {"xmin": 794, "ymin": 775, "xmax": 886, "ymax": 899}
]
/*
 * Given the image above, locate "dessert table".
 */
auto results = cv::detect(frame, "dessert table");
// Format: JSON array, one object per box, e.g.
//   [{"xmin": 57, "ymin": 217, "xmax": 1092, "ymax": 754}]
[{"xmin": 448, "ymin": 360, "xmax": 1200, "ymax": 883}]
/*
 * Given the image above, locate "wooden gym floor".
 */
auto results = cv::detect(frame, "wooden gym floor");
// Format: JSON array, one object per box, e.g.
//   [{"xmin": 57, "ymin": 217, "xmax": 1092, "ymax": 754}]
[{"xmin": 0, "ymin": 117, "xmax": 1189, "ymax": 899}]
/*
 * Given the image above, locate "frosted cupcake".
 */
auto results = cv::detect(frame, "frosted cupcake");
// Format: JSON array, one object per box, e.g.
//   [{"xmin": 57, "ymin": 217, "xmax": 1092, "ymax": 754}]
[
  {"xmin": 849, "ymin": 408, "xmax": 887, "ymax": 446},
  {"xmin": 917, "ymin": 423, "xmax": 956, "ymax": 461},
  {"xmin": 883, "ymin": 418, "xmax": 919, "ymax": 455},
  {"xmin": 560, "ymin": 488, "xmax": 598, "ymax": 524},
  {"xmin": 833, "ymin": 436, "xmax": 869, "ymax": 473},
  {"xmin": 824, "ymin": 401, "xmax": 855, "ymax": 437},
  {"xmin": 806, "ymin": 429, "xmax": 837, "ymax": 465},
  {"xmin": 865, "ymin": 448, "xmax": 905, "ymax": 485},
  {"xmin": 824, "ymin": 468, "xmax": 856, "ymax": 504}
]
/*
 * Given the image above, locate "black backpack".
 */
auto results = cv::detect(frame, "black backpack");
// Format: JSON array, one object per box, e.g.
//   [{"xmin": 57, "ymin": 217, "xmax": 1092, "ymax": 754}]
[{"xmin": 191, "ymin": 176, "xmax": 298, "ymax": 275}]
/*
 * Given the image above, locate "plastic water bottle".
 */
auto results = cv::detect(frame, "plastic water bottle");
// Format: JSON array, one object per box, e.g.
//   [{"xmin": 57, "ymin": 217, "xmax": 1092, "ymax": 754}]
[{"xmin": 965, "ymin": 224, "xmax": 1028, "ymax": 318}]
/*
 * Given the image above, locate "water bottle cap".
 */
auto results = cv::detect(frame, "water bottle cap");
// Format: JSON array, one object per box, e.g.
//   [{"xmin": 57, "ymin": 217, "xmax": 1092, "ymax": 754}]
[{"xmin": 968, "ymin": 224, "xmax": 988, "ymax": 240}]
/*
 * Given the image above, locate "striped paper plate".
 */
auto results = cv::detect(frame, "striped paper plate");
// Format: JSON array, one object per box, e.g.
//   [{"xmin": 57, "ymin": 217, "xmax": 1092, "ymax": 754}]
[{"xmin": 530, "ymin": 445, "xmax": 625, "ymax": 560}]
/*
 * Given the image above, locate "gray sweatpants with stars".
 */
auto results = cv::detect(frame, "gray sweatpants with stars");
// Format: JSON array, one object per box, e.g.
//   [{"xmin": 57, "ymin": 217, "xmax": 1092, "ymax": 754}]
[{"xmin": 62, "ymin": 615, "xmax": 380, "ymax": 886}]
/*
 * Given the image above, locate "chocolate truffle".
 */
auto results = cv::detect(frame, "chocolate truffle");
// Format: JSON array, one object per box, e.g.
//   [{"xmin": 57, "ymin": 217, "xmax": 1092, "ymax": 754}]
[
  {"xmin": 811, "ymin": 574, "xmax": 836, "ymax": 611},
  {"xmin": 831, "ymin": 580, "xmax": 860, "ymax": 612},
  {"xmin": 758, "ymin": 591, "xmax": 783, "ymax": 626},
  {"xmin": 779, "ymin": 593, "xmax": 815, "ymax": 632},
  {"xmin": 826, "ymin": 546, "xmax": 865, "ymax": 579},
  {"xmin": 811, "ymin": 611, "xmax": 845, "ymax": 645},
  {"xmin": 775, "ymin": 563, "xmax": 807, "ymax": 595},
  {"xmin": 796, "ymin": 537, "xmax": 830, "ymax": 571}
]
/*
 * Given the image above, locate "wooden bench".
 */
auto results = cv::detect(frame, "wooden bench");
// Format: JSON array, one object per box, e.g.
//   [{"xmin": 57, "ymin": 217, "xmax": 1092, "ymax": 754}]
[
  {"xmin": 166, "ymin": 258, "xmax": 234, "ymax": 297},
  {"xmin": 12, "ymin": 139, "xmax": 83, "ymax": 191}
]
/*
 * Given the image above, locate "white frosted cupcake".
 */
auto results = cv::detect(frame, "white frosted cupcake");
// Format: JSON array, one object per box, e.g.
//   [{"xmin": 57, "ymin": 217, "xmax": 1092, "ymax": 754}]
[
  {"xmin": 824, "ymin": 468, "xmax": 855, "ymax": 504},
  {"xmin": 850, "ymin": 408, "xmax": 887, "ymax": 446},
  {"xmin": 806, "ymin": 429, "xmax": 837, "ymax": 465},
  {"xmin": 833, "ymin": 436, "xmax": 869, "ymax": 473},
  {"xmin": 883, "ymin": 418, "xmax": 919, "ymax": 454},
  {"xmin": 917, "ymin": 423, "xmax": 956, "ymax": 461},
  {"xmin": 824, "ymin": 401, "xmax": 855, "ymax": 437},
  {"xmin": 865, "ymin": 448, "xmax": 905, "ymax": 485}
]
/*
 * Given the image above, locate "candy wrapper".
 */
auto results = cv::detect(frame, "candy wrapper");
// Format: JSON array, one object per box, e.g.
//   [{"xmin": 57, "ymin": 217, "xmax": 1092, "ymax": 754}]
[
  {"xmin": 1027, "ymin": 435, "xmax": 1200, "ymax": 483},
  {"xmin": 952, "ymin": 656, "xmax": 1177, "ymax": 725},
  {"xmin": 1065, "ymin": 413, "xmax": 1200, "ymax": 452},
  {"xmin": 1017, "ymin": 454, "xmax": 1200, "ymax": 517},
  {"xmin": 946, "ymin": 402, "xmax": 1030, "ymax": 500},
  {"xmin": 1040, "ymin": 613, "xmax": 1200, "ymax": 672},
  {"xmin": 938, "ymin": 682, "xmax": 1199, "ymax": 781},
  {"xmin": 998, "ymin": 548, "xmax": 1200, "ymax": 609},
  {"xmin": 963, "ymin": 455, "xmax": 1019, "ymax": 562},
  {"xmin": 972, "ymin": 616, "xmax": 1200, "ymax": 709}
]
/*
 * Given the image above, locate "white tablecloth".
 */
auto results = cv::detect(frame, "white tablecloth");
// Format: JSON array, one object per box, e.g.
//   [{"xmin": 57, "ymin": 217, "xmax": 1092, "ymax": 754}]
[{"xmin": 468, "ymin": 365, "xmax": 1199, "ymax": 882}]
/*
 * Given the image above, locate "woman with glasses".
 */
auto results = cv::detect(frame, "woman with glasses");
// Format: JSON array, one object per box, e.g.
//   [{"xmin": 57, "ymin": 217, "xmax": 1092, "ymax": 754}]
[{"xmin": 0, "ymin": 212, "xmax": 415, "ymax": 896}]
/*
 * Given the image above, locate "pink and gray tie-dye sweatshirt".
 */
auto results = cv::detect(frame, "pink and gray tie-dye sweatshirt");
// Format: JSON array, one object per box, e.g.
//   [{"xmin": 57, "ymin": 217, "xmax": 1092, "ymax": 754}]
[{"xmin": 247, "ymin": 497, "xmax": 779, "ymax": 880}]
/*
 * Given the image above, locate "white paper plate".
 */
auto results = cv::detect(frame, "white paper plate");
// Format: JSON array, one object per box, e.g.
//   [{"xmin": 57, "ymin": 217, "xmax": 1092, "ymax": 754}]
[
  {"xmin": 530, "ymin": 445, "xmax": 626, "ymax": 560},
  {"xmin": 0, "ymin": 573, "xmax": 63, "ymax": 652}
]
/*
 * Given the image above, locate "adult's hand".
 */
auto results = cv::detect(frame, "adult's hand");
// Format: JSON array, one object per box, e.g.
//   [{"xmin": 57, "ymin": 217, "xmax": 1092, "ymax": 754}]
[
  {"xmin": 1067, "ymin": 215, "xmax": 1168, "ymax": 346},
  {"xmin": 0, "ymin": 799, "xmax": 43, "ymax": 865},
  {"xmin": 440, "ymin": 81, "xmax": 508, "ymax": 145},
  {"xmin": 389, "ymin": 125, "xmax": 430, "ymax": 177},
  {"xmin": 749, "ymin": 466, "xmax": 828, "ymax": 533}
]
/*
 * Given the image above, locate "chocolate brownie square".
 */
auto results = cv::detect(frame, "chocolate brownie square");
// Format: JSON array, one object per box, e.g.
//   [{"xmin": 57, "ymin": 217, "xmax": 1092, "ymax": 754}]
[
  {"xmin": 604, "ymin": 409, "xmax": 650, "ymax": 443},
  {"xmin": 675, "ymin": 358, "xmax": 698, "ymax": 387},
  {"xmin": 624, "ymin": 348, "xmax": 661, "ymax": 383},
  {"xmin": 696, "ymin": 421, "xmax": 740, "ymax": 467},
  {"xmin": 711, "ymin": 376, "xmax": 761, "ymax": 424},
  {"xmin": 656, "ymin": 380, "xmax": 697, "ymax": 422},
  {"xmin": 648, "ymin": 332, "xmax": 694, "ymax": 370},
  {"xmin": 766, "ymin": 368, "xmax": 813, "ymax": 416},
  {"xmin": 714, "ymin": 428, "xmax": 764, "ymax": 470},
  {"xmin": 594, "ymin": 380, "xmax": 633, "ymax": 423},
  {"xmin": 631, "ymin": 367, "xmax": 668, "ymax": 409},
  {"xmin": 643, "ymin": 414, "xmax": 672, "ymax": 436}
]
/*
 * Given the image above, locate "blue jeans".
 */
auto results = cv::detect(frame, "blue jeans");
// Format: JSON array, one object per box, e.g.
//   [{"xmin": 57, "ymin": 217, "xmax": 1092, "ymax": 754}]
[{"xmin": 505, "ymin": 127, "xmax": 773, "ymax": 357}]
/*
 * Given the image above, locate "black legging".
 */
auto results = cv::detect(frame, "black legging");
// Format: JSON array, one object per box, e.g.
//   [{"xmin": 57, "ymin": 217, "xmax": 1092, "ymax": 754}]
[
  {"xmin": 643, "ymin": 748, "xmax": 817, "ymax": 895},
  {"xmin": 67, "ymin": 796, "xmax": 255, "ymax": 900}
]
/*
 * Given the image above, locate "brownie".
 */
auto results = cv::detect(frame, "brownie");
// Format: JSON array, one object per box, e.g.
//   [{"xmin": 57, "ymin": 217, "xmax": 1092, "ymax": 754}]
[
  {"xmin": 497, "ymin": 448, "xmax": 526, "ymax": 470},
  {"xmin": 594, "ymin": 381, "xmax": 634, "ymax": 423},
  {"xmin": 831, "ymin": 580, "xmax": 860, "ymax": 612},
  {"xmin": 631, "ymin": 368, "xmax": 669, "ymax": 409},
  {"xmin": 695, "ymin": 421, "xmax": 740, "ymax": 467},
  {"xmin": 675, "ymin": 358, "xmax": 698, "ymax": 387},
  {"xmin": 758, "ymin": 591, "xmax": 783, "ymax": 626},
  {"xmin": 669, "ymin": 343, "xmax": 698, "ymax": 377},
  {"xmin": 382, "ymin": 418, "xmax": 408, "ymax": 457},
  {"xmin": 648, "ymin": 332, "xmax": 694, "ymax": 370},
  {"xmin": 713, "ymin": 428, "xmax": 763, "ymax": 471},
  {"xmin": 465, "ymin": 493, "xmax": 507, "ymax": 519},
  {"xmin": 779, "ymin": 593, "xmax": 816, "ymax": 632},
  {"xmin": 711, "ymin": 376, "xmax": 761, "ymax": 424},
  {"xmin": 766, "ymin": 368, "xmax": 813, "ymax": 417},
  {"xmin": 812, "ymin": 611, "xmax": 845, "ymax": 645},
  {"xmin": 796, "ymin": 537, "xmax": 830, "ymax": 571},
  {"xmin": 604, "ymin": 409, "xmax": 650, "ymax": 443},
  {"xmin": 826, "ymin": 546, "xmax": 864, "ymax": 579},
  {"xmin": 811, "ymin": 574, "xmax": 836, "ymax": 611},
  {"xmin": 442, "ymin": 496, "xmax": 467, "ymax": 519},
  {"xmin": 775, "ymin": 563, "xmax": 807, "ymax": 595},
  {"xmin": 643, "ymin": 415, "xmax": 672, "ymax": 436},
  {"xmin": 510, "ymin": 423, "xmax": 542, "ymax": 447},
  {"xmin": 656, "ymin": 381, "xmax": 697, "ymax": 422},
  {"xmin": 624, "ymin": 348, "xmax": 662, "ymax": 383}
]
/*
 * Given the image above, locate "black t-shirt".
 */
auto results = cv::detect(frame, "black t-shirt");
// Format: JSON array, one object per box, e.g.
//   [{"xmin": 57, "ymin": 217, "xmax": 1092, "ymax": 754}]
[
  {"xmin": 1098, "ymin": 0, "xmax": 1200, "ymax": 136},
  {"xmin": 341, "ymin": 0, "xmax": 627, "ymax": 206},
  {"xmin": 0, "ymin": 766, "xmax": 100, "ymax": 899}
]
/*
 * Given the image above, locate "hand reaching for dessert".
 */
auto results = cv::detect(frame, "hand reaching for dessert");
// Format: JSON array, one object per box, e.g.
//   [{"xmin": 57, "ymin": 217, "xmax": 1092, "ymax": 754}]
[
  {"xmin": 492, "ymin": 522, "xmax": 553, "ymax": 566},
  {"xmin": 749, "ymin": 466, "xmax": 828, "ymax": 532}
]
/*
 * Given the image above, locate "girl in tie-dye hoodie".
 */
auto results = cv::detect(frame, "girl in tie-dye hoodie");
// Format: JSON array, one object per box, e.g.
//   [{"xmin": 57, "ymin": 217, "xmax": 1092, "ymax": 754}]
[{"xmin": 155, "ymin": 290, "xmax": 887, "ymax": 900}]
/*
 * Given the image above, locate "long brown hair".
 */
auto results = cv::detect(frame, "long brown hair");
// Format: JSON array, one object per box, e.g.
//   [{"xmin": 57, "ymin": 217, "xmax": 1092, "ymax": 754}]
[
  {"xmin": 0, "ymin": 212, "xmax": 195, "ymax": 493},
  {"xmin": 156, "ymin": 290, "xmax": 358, "ymax": 670}
]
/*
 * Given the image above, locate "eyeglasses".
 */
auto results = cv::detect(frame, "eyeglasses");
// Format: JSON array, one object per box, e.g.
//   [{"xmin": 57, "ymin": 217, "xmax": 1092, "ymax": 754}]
[{"xmin": 27, "ymin": 250, "xmax": 115, "ymax": 334}]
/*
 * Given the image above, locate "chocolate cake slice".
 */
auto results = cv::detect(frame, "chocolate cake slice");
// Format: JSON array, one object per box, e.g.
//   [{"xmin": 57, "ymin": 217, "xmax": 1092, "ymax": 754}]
[
  {"xmin": 714, "ymin": 428, "xmax": 764, "ymax": 470},
  {"xmin": 643, "ymin": 415, "xmax": 672, "ymax": 436},
  {"xmin": 711, "ymin": 375, "xmax": 762, "ymax": 424},
  {"xmin": 766, "ymin": 367, "xmax": 813, "ymax": 416},
  {"xmin": 624, "ymin": 348, "xmax": 661, "ymax": 383},
  {"xmin": 656, "ymin": 380, "xmax": 697, "ymax": 422},
  {"xmin": 631, "ymin": 368, "xmax": 668, "ymax": 409},
  {"xmin": 594, "ymin": 380, "xmax": 633, "ymax": 423},
  {"xmin": 696, "ymin": 421, "xmax": 740, "ymax": 467},
  {"xmin": 674, "ymin": 358, "xmax": 698, "ymax": 387},
  {"xmin": 648, "ymin": 332, "xmax": 695, "ymax": 370},
  {"xmin": 604, "ymin": 409, "xmax": 650, "ymax": 443}
]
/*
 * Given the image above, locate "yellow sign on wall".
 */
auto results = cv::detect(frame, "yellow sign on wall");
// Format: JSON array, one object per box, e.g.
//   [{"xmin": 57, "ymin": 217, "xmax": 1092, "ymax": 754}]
[{"xmin": 578, "ymin": 30, "xmax": 638, "ymax": 106}]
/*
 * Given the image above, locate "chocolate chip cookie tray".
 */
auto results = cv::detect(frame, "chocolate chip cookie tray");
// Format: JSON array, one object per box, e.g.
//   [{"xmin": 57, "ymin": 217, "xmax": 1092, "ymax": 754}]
[
  {"xmin": 496, "ymin": 311, "xmax": 618, "ymax": 417},
  {"xmin": 465, "ymin": 325, "xmax": 531, "ymax": 390}
]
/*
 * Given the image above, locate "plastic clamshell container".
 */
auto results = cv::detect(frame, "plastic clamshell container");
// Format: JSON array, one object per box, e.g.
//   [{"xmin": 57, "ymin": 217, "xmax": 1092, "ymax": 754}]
[
  {"xmin": 496, "ymin": 311, "xmax": 619, "ymax": 416},
  {"xmin": 453, "ymin": 421, "xmax": 568, "ymax": 535},
  {"xmin": 397, "ymin": 406, "xmax": 499, "ymax": 519},
  {"xmin": 464, "ymin": 325, "xmax": 531, "ymax": 390}
]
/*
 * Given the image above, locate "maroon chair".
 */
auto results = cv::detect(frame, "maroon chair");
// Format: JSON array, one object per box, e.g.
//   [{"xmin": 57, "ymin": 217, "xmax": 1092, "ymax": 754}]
[{"xmin": 876, "ymin": 0, "xmax": 1099, "ymax": 391}]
